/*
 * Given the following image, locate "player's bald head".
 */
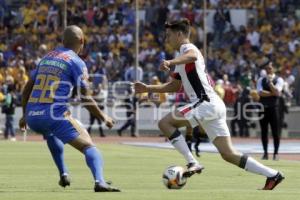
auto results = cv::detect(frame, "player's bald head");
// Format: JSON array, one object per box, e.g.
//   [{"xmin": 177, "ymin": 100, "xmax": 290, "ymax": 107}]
[{"xmin": 63, "ymin": 25, "xmax": 84, "ymax": 51}]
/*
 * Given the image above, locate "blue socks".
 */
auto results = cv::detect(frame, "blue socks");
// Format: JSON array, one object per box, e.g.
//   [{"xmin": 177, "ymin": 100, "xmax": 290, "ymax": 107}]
[
  {"xmin": 47, "ymin": 135, "xmax": 105, "ymax": 184},
  {"xmin": 84, "ymin": 146, "xmax": 106, "ymax": 185},
  {"xmin": 46, "ymin": 135, "xmax": 68, "ymax": 176}
]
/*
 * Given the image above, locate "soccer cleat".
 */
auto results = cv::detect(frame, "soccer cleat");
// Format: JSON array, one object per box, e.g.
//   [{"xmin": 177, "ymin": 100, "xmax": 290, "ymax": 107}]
[
  {"xmin": 59, "ymin": 175, "xmax": 71, "ymax": 188},
  {"xmin": 262, "ymin": 172, "xmax": 285, "ymax": 190},
  {"xmin": 183, "ymin": 162, "xmax": 204, "ymax": 178},
  {"xmin": 94, "ymin": 183, "xmax": 121, "ymax": 192}
]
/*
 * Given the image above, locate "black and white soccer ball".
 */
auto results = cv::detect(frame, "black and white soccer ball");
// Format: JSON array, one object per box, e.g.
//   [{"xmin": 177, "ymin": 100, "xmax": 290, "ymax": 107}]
[{"xmin": 162, "ymin": 165, "xmax": 187, "ymax": 189}]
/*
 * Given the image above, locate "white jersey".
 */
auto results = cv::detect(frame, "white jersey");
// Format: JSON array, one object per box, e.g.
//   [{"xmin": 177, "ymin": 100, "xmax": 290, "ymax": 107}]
[
  {"xmin": 171, "ymin": 43, "xmax": 216, "ymax": 102},
  {"xmin": 173, "ymin": 43, "xmax": 230, "ymax": 141}
]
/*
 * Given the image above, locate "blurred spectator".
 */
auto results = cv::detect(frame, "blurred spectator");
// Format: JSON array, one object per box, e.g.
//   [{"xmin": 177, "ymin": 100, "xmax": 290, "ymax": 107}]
[
  {"xmin": 295, "ymin": 66, "xmax": 300, "ymax": 105},
  {"xmin": 0, "ymin": 52, "xmax": 6, "ymax": 68},
  {"xmin": 223, "ymin": 76, "xmax": 240, "ymax": 106},
  {"xmin": 0, "ymin": 0, "xmax": 7, "ymax": 24},
  {"xmin": 2, "ymin": 80, "xmax": 16, "ymax": 141},
  {"xmin": 246, "ymin": 26, "xmax": 260, "ymax": 51},
  {"xmin": 257, "ymin": 61, "xmax": 284, "ymax": 160},
  {"xmin": 87, "ymin": 61, "xmax": 108, "ymax": 137},
  {"xmin": 231, "ymin": 88, "xmax": 252, "ymax": 137},
  {"xmin": 124, "ymin": 62, "xmax": 143, "ymax": 82},
  {"xmin": 0, "ymin": 0, "xmax": 298, "ymax": 110},
  {"xmin": 214, "ymin": 79, "xmax": 225, "ymax": 99},
  {"xmin": 145, "ymin": 0, "xmax": 158, "ymax": 27},
  {"xmin": 288, "ymin": 33, "xmax": 299, "ymax": 53},
  {"xmin": 156, "ymin": 1, "xmax": 169, "ymax": 31},
  {"xmin": 117, "ymin": 88, "xmax": 137, "ymax": 137},
  {"xmin": 0, "ymin": 81, "xmax": 4, "ymax": 102},
  {"xmin": 87, "ymin": 89, "xmax": 106, "ymax": 137},
  {"xmin": 21, "ymin": 2, "xmax": 36, "ymax": 28},
  {"xmin": 47, "ymin": 3, "xmax": 59, "ymax": 30},
  {"xmin": 213, "ymin": 8, "xmax": 227, "ymax": 48}
]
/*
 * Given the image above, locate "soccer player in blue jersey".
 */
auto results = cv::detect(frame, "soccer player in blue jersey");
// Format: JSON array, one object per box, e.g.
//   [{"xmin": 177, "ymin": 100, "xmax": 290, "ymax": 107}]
[{"xmin": 19, "ymin": 25, "xmax": 120, "ymax": 192}]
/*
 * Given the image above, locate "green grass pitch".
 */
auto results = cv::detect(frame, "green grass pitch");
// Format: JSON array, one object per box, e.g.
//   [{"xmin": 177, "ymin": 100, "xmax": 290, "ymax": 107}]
[{"xmin": 0, "ymin": 141, "xmax": 299, "ymax": 200}]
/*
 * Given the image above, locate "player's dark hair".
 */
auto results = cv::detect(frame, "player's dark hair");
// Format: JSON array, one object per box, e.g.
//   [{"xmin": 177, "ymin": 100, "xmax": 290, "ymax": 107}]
[{"xmin": 165, "ymin": 18, "xmax": 190, "ymax": 36}]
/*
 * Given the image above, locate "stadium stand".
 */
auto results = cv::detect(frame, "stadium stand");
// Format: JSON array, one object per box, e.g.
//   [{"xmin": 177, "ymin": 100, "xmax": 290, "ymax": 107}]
[{"xmin": 0, "ymin": 0, "xmax": 299, "ymax": 108}]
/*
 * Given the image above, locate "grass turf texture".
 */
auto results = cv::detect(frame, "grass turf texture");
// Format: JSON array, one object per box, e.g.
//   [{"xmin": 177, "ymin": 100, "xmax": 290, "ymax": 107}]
[{"xmin": 0, "ymin": 141, "xmax": 299, "ymax": 200}]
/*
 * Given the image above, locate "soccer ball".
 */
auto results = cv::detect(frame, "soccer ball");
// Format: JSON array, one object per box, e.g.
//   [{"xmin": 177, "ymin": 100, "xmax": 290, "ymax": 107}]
[{"xmin": 162, "ymin": 165, "xmax": 187, "ymax": 189}]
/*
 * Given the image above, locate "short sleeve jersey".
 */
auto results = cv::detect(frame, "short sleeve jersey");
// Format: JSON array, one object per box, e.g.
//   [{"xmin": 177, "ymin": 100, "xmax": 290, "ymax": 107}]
[
  {"xmin": 170, "ymin": 43, "xmax": 216, "ymax": 102},
  {"xmin": 26, "ymin": 47, "xmax": 89, "ymax": 118}
]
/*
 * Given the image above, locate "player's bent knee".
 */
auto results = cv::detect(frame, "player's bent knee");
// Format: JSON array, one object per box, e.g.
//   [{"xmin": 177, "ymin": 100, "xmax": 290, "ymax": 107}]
[
  {"xmin": 78, "ymin": 143, "xmax": 94, "ymax": 153},
  {"xmin": 82, "ymin": 144, "xmax": 96, "ymax": 152},
  {"xmin": 158, "ymin": 119, "xmax": 172, "ymax": 137},
  {"xmin": 69, "ymin": 137, "xmax": 94, "ymax": 153}
]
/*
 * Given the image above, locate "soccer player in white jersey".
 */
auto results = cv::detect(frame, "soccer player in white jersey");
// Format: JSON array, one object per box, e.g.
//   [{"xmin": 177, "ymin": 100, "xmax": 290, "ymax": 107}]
[{"xmin": 134, "ymin": 18, "xmax": 284, "ymax": 190}]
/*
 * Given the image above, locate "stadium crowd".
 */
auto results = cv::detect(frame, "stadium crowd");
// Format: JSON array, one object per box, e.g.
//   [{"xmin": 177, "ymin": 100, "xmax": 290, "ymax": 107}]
[{"xmin": 0, "ymin": 0, "xmax": 300, "ymax": 139}]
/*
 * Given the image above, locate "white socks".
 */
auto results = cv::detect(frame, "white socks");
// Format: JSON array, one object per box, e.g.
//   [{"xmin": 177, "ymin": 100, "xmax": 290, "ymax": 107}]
[
  {"xmin": 170, "ymin": 134, "xmax": 198, "ymax": 164},
  {"xmin": 169, "ymin": 132, "xmax": 277, "ymax": 178},
  {"xmin": 244, "ymin": 157, "xmax": 278, "ymax": 177}
]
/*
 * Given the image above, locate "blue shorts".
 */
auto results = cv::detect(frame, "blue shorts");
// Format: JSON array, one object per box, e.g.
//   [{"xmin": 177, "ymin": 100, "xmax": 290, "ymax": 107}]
[{"xmin": 26, "ymin": 113, "xmax": 81, "ymax": 144}]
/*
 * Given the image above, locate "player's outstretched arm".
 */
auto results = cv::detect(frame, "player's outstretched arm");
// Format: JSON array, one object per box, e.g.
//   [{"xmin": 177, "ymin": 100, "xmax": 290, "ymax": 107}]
[
  {"xmin": 134, "ymin": 78, "xmax": 181, "ymax": 94},
  {"xmin": 80, "ymin": 87, "xmax": 114, "ymax": 129},
  {"xmin": 19, "ymin": 78, "xmax": 35, "ymax": 130},
  {"xmin": 160, "ymin": 49, "xmax": 197, "ymax": 71}
]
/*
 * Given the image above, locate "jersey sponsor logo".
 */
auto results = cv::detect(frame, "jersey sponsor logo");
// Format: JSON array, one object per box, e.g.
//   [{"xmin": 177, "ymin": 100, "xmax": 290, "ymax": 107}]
[
  {"xmin": 28, "ymin": 110, "xmax": 45, "ymax": 116},
  {"xmin": 40, "ymin": 59, "xmax": 67, "ymax": 70}
]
